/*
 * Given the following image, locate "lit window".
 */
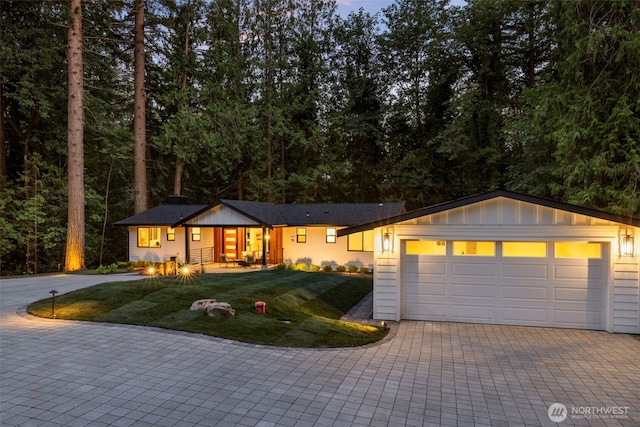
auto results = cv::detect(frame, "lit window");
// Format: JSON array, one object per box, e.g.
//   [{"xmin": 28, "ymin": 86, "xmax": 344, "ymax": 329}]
[
  {"xmin": 137, "ymin": 227, "xmax": 161, "ymax": 248},
  {"xmin": 406, "ymin": 240, "xmax": 446, "ymax": 255},
  {"xmin": 453, "ymin": 241, "xmax": 495, "ymax": 256},
  {"xmin": 555, "ymin": 242, "xmax": 601, "ymax": 259},
  {"xmin": 296, "ymin": 228, "xmax": 306, "ymax": 243},
  {"xmin": 326, "ymin": 228, "xmax": 336, "ymax": 243},
  {"xmin": 503, "ymin": 242, "xmax": 546, "ymax": 257},
  {"xmin": 348, "ymin": 231, "xmax": 374, "ymax": 252},
  {"xmin": 192, "ymin": 227, "xmax": 201, "ymax": 242},
  {"xmin": 167, "ymin": 227, "xmax": 175, "ymax": 241}
]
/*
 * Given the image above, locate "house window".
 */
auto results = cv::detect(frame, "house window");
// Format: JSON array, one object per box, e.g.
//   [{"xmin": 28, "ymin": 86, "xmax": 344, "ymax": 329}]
[
  {"xmin": 348, "ymin": 230, "xmax": 374, "ymax": 252},
  {"xmin": 326, "ymin": 228, "xmax": 336, "ymax": 244},
  {"xmin": 453, "ymin": 241, "xmax": 495, "ymax": 256},
  {"xmin": 138, "ymin": 227, "xmax": 161, "ymax": 248},
  {"xmin": 167, "ymin": 227, "xmax": 175, "ymax": 241},
  {"xmin": 192, "ymin": 227, "xmax": 201, "ymax": 242},
  {"xmin": 296, "ymin": 228, "xmax": 306, "ymax": 243}
]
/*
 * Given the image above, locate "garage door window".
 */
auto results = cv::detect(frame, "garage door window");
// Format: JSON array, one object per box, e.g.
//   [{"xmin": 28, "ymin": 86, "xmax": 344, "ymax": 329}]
[
  {"xmin": 406, "ymin": 240, "xmax": 446, "ymax": 255},
  {"xmin": 555, "ymin": 242, "xmax": 601, "ymax": 258},
  {"xmin": 453, "ymin": 241, "xmax": 495, "ymax": 256},
  {"xmin": 503, "ymin": 242, "xmax": 547, "ymax": 257}
]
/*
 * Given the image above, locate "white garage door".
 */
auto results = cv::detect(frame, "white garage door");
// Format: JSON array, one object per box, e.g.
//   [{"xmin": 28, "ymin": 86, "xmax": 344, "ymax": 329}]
[{"xmin": 401, "ymin": 240, "xmax": 607, "ymax": 330}]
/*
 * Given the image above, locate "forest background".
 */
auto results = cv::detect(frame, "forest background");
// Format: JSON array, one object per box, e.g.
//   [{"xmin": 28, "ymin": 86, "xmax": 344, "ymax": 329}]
[{"xmin": 1, "ymin": 0, "xmax": 639, "ymax": 275}]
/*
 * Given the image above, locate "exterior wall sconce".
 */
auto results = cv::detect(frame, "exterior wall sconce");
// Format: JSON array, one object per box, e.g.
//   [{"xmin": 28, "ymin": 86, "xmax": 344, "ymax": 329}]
[
  {"xmin": 621, "ymin": 233, "xmax": 634, "ymax": 256},
  {"xmin": 382, "ymin": 230, "xmax": 392, "ymax": 252}
]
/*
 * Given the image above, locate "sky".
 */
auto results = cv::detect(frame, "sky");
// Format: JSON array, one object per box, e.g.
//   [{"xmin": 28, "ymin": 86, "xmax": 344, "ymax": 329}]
[{"xmin": 335, "ymin": 0, "xmax": 466, "ymax": 17}]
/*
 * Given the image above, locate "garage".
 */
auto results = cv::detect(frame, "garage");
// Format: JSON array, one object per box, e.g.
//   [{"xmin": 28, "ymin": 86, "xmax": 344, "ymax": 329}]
[
  {"xmin": 338, "ymin": 189, "xmax": 640, "ymax": 334},
  {"xmin": 401, "ymin": 240, "xmax": 607, "ymax": 330}
]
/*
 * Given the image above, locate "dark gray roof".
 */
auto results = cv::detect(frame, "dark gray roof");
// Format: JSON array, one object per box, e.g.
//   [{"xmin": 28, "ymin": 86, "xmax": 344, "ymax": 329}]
[
  {"xmin": 115, "ymin": 199, "xmax": 405, "ymax": 228},
  {"xmin": 114, "ymin": 204, "xmax": 208, "ymax": 226},
  {"xmin": 337, "ymin": 189, "xmax": 640, "ymax": 236},
  {"xmin": 278, "ymin": 203, "xmax": 406, "ymax": 226}
]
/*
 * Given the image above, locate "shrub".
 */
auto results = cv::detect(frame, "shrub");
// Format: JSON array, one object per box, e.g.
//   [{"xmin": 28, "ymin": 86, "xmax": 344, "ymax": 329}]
[
  {"xmin": 322, "ymin": 265, "xmax": 333, "ymax": 272},
  {"xmin": 359, "ymin": 266, "xmax": 370, "ymax": 274},
  {"xmin": 296, "ymin": 263, "xmax": 308, "ymax": 271},
  {"xmin": 310, "ymin": 264, "xmax": 320, "ymax": 272},
  {"xmin": 108, "ymin": 263, "xmax": 118, "ymax": 273},
  {"xmin": 336, "ymin": 265, "xmax": 346, "ymax": 272},
  {"xmin": 96, "ymin": 265, "xmax": 108, "ymax": 274},
  {"xmin": 287, "ymin": 263, "xmax": 297, "ymax": 270},
  {"xmin": 348, "ymin": 265, "xmax": 358, "ymax": 274},
  {"xmin": 127, "ymin": 265, "xmax": 135, "ymax": 273},
  {"xmin": 276, "ymin": 263, "xmax": 287, "ymax": 270}
]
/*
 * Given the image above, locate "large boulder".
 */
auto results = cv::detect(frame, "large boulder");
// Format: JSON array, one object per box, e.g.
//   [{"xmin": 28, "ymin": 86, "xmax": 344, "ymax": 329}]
[
  {"xmin": 189, "ymin": 299, "xmax": 217, "ymax": 311},
  {"xmin": 206, "ymin": 302, "xmax": 235, "ymax": 318}
]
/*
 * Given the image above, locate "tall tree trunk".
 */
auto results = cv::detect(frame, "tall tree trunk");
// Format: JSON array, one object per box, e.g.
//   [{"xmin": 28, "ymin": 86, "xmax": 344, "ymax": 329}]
[
  {"xmin": 134, "ymin": 0, "xmax": 148, "ymax": 213},
  {"xmin": 65, "ymin": 0, "xmax": 85, "ymax": 271},
  {"xmin": 172, "ymin": 17, "xmax": 191, "ymax": 196},
  {"xmin": 0, "ymin": 1, "xmax": 5, "ymax": 192}
]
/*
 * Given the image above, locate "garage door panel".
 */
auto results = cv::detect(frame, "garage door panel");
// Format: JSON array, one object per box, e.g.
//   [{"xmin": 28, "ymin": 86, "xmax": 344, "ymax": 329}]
[
  {"xmin": 502, "ymin": 264, "xmax": 548, "ymax": 279},
  {"xmin": 452, "ymin": 262, "xmax": 495, "ymax": 277},
  {"xmin": 450, "ymin": 304, "xmax": 495, "ymax": 320},
  {"xmin": 405, "ymin": 303, "xmax": 446, "ymax": 318},
  {"xmin": 452, "ymin": 283, "xmax": 495, "ymax": 298},
  {"xmin": 501, "ymin": 285, "xmax": 548, "ymax": 300},
  {"xmin": 502, "ymin": 306, "xmax": 549, "ymax": 322},
  {"xmin": 554, "ymin": 287, "xmax": 603, "ymax": 302},
  {"xmin": 554, "ymin": 265, "xmax": 603, "ymax": 280},
  {"xmin": 554, "ymin": 308, "xmax": 602, "ymax": 326},
  {"xmin": 404, "ymin": 282, "xmax": 446, "ymax": 296}
]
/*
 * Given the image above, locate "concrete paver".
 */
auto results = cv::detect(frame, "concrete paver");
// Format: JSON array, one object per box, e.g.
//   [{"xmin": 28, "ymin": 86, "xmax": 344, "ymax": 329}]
[{"xmin": 1, "ymin": 274, "xmax": 639, "ymax": 426}]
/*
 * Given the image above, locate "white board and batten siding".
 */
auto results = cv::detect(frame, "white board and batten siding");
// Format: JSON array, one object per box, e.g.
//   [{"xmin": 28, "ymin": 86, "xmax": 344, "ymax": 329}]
[
  {"xmin": 372, "ymin": 197, "xmax": 640, "ymax": 334},
  {"xmin": 186, "ymin": 204, "xmax": 261, "ymax": 227}
]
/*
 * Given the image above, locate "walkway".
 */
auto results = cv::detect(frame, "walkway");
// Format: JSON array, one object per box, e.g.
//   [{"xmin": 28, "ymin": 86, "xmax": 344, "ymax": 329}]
[{"xmin": 1, "ymin": 274, "xmax": 639, "ymax": 426}]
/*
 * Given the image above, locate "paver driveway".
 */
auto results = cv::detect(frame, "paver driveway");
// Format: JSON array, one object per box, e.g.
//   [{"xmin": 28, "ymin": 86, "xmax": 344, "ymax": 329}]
[{"xmin": 1, "ymin": 274, "xmax": 639, "ymax": 426}]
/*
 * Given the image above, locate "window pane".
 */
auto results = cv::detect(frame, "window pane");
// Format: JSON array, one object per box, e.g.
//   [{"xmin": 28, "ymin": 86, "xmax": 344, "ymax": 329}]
[
  {"xmin": 503, "ymin": 242, "xmax": 546, "ymax": 257},
  {"xmin": 406, "ymin": 240, "xmax": 446, "ymax": 255},
  {"xmin": 453, "ymin": 241, "xmax": 495, "ymax": 256},
  {"xmin": 138, "ymin": 228, "xmax": 149, "ymax": 247},
  {"xmin": 555, "ymin": 242, "xmax": 601, "ymax": 259},
  {"xmin": 348, "ymin": 232, "xmax": 363, "ymax": 251},
  {"xmin": 297, "ymin": 228, "xmax": 306, "ymax": 243},
  {"xmin": 150, "ymin": 227, "xmax": 161, "ymax": 247},
  {"xmin": 192, "ymin": 227, "xmax": 201, "ymax": 242},
  {"xmin": 326, "ymin": 228, "xmax": 336, "ymax": 243},
  {"xmin": 167, "ymin": 227, "xmax": 175, "ymax": 241},
  {"xmin": 363, "ymin": 230, "xmax": 374, "ymax": 252}
]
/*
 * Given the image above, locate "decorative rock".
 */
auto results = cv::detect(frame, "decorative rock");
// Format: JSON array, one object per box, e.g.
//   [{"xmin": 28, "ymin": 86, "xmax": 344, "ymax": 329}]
[
  {"xmin": 189, "ymin": 299, "xmax": 217, "ymax": 311},
  {"xmin": 206, "ymin": 302, "xmax": 235, "ymax": 318}
]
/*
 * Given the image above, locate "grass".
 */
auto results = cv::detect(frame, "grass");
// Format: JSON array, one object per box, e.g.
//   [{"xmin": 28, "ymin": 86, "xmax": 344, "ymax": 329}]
[{"xmin": 27, "ymin": 270, "xmax": 386, "ymax": 348}]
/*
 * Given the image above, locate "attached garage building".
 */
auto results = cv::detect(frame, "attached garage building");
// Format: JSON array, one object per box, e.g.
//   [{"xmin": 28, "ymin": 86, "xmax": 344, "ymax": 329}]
[{"xmin": 338, "ymin": 190, "xmax": 640, "ymax": 334}]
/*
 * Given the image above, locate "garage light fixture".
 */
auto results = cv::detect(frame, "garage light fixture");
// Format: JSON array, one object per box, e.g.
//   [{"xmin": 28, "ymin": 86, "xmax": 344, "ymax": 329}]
[
  {"xmin": 382, "ymin": 230, "xmax": 392, "ymax": 252},
  {"xmin": 621, "ymin": 233, "xmax": 634, "ymax": 256}
]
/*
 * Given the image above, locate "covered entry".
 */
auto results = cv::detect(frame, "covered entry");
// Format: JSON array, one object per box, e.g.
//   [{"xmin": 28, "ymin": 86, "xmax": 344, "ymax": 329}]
[{"xmin": 401, "ymin": 240, "xmax": 608, "ymax": 330}]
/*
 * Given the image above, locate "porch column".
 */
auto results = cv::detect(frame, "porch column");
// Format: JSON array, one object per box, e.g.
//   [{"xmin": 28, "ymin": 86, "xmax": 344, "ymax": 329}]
[
  {"xmin": 184, "ymin": 225, "xmax": 190, "ymax": 264},
  {"xmin": 261, "ymin": 226, "xmax": 267, "ymax": 269}
]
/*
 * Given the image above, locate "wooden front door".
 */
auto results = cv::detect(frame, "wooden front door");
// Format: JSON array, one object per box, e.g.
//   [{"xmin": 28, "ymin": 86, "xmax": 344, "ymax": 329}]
[{"xmin": 224, "ymin": 228, "xmax": 238, "ymax": 259}]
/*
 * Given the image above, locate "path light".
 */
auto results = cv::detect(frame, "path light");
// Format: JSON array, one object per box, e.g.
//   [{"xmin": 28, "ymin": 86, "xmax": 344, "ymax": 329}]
[
  {"xmin": 381, "ymin": 321, "xmax": 387, "ymax": 330},
  {"xmin": 49, "ymin": 290, "xmax": 58, "ymax": 318}
]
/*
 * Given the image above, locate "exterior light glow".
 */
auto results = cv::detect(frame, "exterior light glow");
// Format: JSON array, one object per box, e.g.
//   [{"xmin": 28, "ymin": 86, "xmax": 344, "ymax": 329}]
[
  {"xmin": 622, "ymin": 234, "xmax": 634, "ymax": 256},
  {"xmin": 383, "ymin": 232, "xmax": 391, "ymax": 252}
]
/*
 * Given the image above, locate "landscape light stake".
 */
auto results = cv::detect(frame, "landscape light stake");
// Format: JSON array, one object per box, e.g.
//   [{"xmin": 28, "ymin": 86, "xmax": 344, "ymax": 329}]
[{"xmin": 49, "ymin": 290, "xmax": 58, "ymax": 318}]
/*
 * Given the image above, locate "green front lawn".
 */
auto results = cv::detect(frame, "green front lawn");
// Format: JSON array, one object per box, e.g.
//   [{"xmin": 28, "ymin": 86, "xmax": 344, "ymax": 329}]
[{"xmin": 28, "ymin": 270, "xmax": 385, "ymax": 348}]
